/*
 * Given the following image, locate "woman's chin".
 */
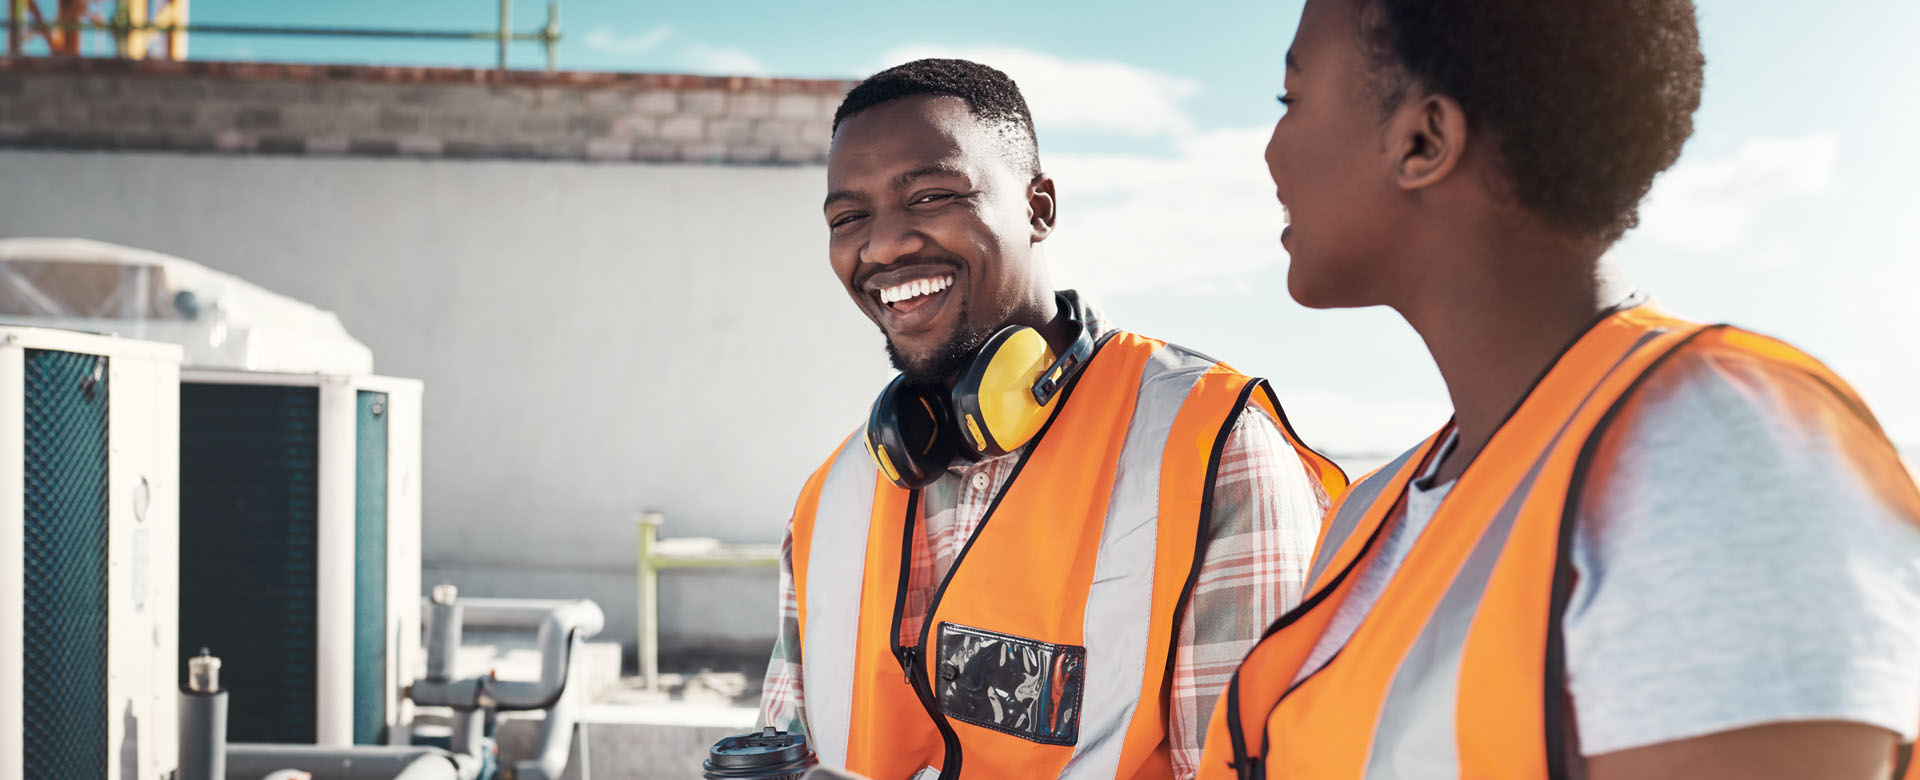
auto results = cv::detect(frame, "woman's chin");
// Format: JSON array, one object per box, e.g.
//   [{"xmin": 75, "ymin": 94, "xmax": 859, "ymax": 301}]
[{"xmin": 1286, "ymin": 255, "xmax": 1335, "ymax": 309}]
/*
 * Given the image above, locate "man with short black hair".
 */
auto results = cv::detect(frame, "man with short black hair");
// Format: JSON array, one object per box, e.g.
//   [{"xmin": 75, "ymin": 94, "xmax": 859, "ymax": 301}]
[
  {"xmin": 1204, "ymin": 1, "xmax": 1920, "ymax": 778},
  {"xmin": 757, "ymin": 58, "xmax": 1346, "ymax": 780}
]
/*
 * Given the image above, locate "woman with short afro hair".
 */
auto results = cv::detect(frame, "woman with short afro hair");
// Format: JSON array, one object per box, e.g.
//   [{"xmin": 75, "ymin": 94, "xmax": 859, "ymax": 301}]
[{"xmin": 1201, "ymin": 0, "xmax": 1920, "ymax": 778}]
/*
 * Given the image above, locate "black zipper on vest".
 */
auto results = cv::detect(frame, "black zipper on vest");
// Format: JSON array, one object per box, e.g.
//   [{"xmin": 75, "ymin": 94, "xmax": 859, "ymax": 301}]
[
  {"xmin": 886, "ymin": 332, "xmax": 1116, "ymax": 780},
  {"xmin": 887, "ymin": 490, "xmax": 963, "ymax": 778}
]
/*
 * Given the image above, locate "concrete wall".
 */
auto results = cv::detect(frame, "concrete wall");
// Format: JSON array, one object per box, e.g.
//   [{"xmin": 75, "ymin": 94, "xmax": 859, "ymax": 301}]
[
  {"xmin": 0, "ymin": 58, "xmax": 844, "ymax": 164},
  {"xmin": 0, "ymin": 148, "xmax": 891, "ymax": 659}
]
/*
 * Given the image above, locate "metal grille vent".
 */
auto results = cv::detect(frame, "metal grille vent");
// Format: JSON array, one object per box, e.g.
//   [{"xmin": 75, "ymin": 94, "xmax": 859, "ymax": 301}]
[
  {"xmin": 179, "ymin": 383, "xmax": 320, "ymax": 744},
  {"xmin": 21, "ymin": 349, "xmax": 111, "ymax": 780}
]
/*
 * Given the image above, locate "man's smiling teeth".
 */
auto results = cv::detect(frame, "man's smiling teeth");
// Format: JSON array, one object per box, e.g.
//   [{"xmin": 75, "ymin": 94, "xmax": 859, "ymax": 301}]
[{"xmin": 879, "ymin": 275, "xmax": 954, "ymax": 305}]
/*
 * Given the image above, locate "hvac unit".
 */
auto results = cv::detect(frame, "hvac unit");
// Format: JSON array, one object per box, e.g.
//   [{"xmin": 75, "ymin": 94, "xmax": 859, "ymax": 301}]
[
  {"xmin": 0, "ymin": 327, "xmax": 182, "ymax": 780},
  {"xmin": 176, "ymin": 370, "xmax": 422, "ymax": 748},
  {"xmin": 0, "ymin": 238, "xmax": 375, "ymax": 375}
]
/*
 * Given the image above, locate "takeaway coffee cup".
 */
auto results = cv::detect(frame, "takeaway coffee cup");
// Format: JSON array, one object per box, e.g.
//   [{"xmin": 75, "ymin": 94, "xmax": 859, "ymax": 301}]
[{"xmin": 704, "ymin": 727, "xmax": 818, "ymax": 780}]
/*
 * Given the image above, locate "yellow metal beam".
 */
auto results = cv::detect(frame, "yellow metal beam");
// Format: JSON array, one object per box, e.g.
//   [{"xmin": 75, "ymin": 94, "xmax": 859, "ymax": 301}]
[{"xmin": 155, "ymin": 0, "xmax": 182, "ymax": 59}]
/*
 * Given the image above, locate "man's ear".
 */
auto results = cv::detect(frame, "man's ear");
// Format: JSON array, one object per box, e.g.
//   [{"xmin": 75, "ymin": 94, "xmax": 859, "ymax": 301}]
[
  {"xmin": 1028, "ymin": 174, "xmax": 1058, "ymax": 243},
  {"xmin": 1388, "ymin": 92, "xmax": 1470, "ymax": 192}
]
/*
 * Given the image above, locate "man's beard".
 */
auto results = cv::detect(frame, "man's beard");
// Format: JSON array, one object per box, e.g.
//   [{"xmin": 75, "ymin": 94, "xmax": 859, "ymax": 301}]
[
  {"xmin": 882, "ymin": 295, "xmax": 996, "ymax": 384},
  {"xmin": 886, "ymin": 327, "xmax": 994, "ymax": 385}
]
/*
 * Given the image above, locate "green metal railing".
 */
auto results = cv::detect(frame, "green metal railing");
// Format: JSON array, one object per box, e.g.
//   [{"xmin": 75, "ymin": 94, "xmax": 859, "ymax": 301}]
[
  {"xmin": 4, "ymin": 0, "xmax": 562, "ymax": 71},
  {"xmin": 635, "ymin": 511, "xmax": 780, "ymax": 691}
]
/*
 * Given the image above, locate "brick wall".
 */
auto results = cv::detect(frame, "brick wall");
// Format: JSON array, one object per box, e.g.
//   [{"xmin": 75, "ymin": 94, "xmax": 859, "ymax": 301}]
[{"xmin": 0, "ymin": 58, "xmax": 854, "ymax": 164}]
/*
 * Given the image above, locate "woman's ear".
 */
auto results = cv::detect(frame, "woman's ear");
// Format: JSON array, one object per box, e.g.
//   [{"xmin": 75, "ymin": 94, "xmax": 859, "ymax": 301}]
[{"xmin": 1389, "ymin": 92, "xmax": 1470, "ymax": 192}]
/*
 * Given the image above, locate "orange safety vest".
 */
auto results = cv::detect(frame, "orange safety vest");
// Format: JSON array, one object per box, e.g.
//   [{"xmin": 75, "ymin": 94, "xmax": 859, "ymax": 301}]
[
  {"xmin": 1200, "ymin": 303, "xmax": 1920, "ymax": 780},
  {"xmin": 792, "ymin": 332, "xmax": 1346, "ymax": 780}
]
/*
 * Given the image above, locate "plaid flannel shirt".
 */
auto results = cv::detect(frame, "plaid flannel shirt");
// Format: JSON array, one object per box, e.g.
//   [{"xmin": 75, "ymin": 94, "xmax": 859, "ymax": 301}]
[{"xmin": 758, "ymin": 304, "xmax": 1330, "ymax": 778}]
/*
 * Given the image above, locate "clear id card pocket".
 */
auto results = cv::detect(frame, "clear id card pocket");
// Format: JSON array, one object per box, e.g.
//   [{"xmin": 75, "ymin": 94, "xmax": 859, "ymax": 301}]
[{"xmin": 933, "ymin": 622, "xmax": 1085, "ymax": 746}]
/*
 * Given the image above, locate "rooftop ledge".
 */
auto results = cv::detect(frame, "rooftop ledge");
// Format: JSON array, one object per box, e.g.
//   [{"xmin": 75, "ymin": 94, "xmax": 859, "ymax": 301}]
[{"xmin": 0, "ymin": 55, "xmax": 856, "ymax": 94}]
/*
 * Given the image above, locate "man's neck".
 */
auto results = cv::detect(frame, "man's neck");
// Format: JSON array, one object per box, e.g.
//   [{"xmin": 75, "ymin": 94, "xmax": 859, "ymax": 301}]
[{"xmin": 1397, "ymin": 226, "xmax": 1611, "ymax": 485}]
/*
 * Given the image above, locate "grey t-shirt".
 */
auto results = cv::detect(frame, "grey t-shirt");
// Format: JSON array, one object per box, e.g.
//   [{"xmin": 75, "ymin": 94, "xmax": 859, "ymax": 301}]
[{"xmin": 1297, "ymin": 344, "xmax": 1920, "ymax": 756}]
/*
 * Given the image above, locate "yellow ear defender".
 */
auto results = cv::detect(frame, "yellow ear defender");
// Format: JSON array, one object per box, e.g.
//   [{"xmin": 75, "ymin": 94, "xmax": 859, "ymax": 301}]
[{"xmin": 865, "ymin": 292, "xmax": 1096, "ymax": 489}]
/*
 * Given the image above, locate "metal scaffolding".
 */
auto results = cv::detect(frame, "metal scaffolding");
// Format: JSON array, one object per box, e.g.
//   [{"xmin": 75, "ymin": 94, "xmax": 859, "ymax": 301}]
[{"xmin": 4, "ymin": 0, "xmax": 563, "ymax": 71}]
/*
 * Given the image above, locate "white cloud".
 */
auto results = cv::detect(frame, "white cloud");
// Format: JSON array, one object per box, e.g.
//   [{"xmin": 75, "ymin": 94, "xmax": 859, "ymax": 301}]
[
  {"xmin": 1043, "ymin": 126, "xmax": 1285, "ymax": 296},
  {"xmin": 583, "ymin": 26, "xmax": 769, "ymax": 77},
  {"xmin": 1908, "ymin": 232, "xmax": 1920, "ymax": 311},
  {"xmin": 682, "ymin": 43, "xmax": 772, "ymax": 76},
  {"xmin": 877, "ymin": 44, "xmax": 1201, "ymax": 138},
  {"xmin": 1636, "ymin": 133, "xmax": 1838, "ymax": 255},
  {"xmin": 582, "ymin": 24, "xmax": 674, "ymax": 56}
]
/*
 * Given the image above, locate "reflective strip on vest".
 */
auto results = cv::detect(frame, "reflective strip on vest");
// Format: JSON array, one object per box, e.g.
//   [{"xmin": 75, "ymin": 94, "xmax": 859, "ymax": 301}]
[
  {"xmin": 1307, "ymin": 446, "xmax": 1421, "ymax": 591},
  {"xmin": 1363, "ymin": 329, "xmax": 1670, "ymax": 778},
  {"xmin": 801, "ymin": 435, "xmax": 880, "ymax": 767},
  {"xmin": 1066, "ymin": 344, "xmax": 1216, "ymax": 777}
]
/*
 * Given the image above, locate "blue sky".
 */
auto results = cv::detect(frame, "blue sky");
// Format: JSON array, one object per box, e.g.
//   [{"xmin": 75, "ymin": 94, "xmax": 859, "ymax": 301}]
[{"xmin": 94, "ymin": 0, "xmax": 1920, "ymax": 455}]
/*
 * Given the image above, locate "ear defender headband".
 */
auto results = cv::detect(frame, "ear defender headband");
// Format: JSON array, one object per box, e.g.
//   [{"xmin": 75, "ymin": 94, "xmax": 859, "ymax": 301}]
[{"xmin": 865, "ymin": 293, "xmax": 1096, "ymax": 489}]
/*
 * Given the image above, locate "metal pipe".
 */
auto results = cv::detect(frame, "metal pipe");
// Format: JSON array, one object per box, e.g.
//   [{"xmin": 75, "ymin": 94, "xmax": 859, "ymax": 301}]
[
  {"xmin": 225, "ymin": 745, "xmax": 460, "ymax": 780},
  {"xmin": 456, "ymin": 597, "xmax": 605, "ymax": 632},
  {"xmin": 512, "ymin": 633, "xmax": 585, "ymax": 780},
  {"xmin": 450, "ymin": 708, "xmax": 485, "ymax": 757},
  {"xmin": 408, "ymin": 677, "xmax": 485, "ymax": 710},
  {"xmin": 0, "ymin": 18, "xmax": 558, "ymax": 41},
  {"xmin": 445, "ymin": 749, "xmax": 484, "ymax": 780},
  {"xmin": 407, "ymin": 595, "xmax": 605, "ymax": 780},
  {"xmin": 636, "ymin": 511, "xmax": 661, "ymax": 692},
  {"xmin": 572, "ymin": 721, "xmax": 591, "ymax": 780},
  {"xmin": 179, "ymin": 651, "xmax": 227, "ymax": 780},
  {"xmin": 7, "ymin": 0, "xmax": 23, "ymax": 55},
  {"xmin": 496, "ymin": 0, "xmax": 509, "ymax": 71},
  {"xmin": 414, "ymin": 596, "xmax": 604, "ymax": 711},
  {"xmin": 110, "ymin": 1, "xmax": 131, "ymax": 58},
  {"xmin": 426, "ymin": 584, "xmax": 462, "ymax": 682},
  {"xmin": 458, "ymin": 598, "xmax": 602, "ymax": 711},
  {"xmin": 542, "ymin": 2, "xmax": 557, "ymax": 71},
  {"xmin": 164, "ymin": 0, "xmax": 186, "ymax": 59}
]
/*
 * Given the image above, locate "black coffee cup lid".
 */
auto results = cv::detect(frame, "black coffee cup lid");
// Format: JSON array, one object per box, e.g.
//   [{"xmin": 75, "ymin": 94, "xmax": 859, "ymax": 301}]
[{"xmin": 705, "ymin": 727, "xmax": 818, "ymax": 778}]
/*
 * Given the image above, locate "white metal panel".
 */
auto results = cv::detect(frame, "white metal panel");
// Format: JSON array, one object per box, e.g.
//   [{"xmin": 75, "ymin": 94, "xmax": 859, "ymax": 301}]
[
  {"xmin": 353, "ymin": 375, "xmax": 423, "ymax": 396},
  {"xmin": 382, "ymin": 380, "xmax": 423, "ymax": 745},
  {"xmin": 179, "ymin": 369, "xmax": 330, "ymax": 388},
  {"xmin": 0, "ymin": 345, "xmax": 24, "ymax": 778},
  {"xmin": 104, "ymin": 351, "xmax": 133, "ymax": 779},
  {"xmin": 148, "ymin": 354, "xmax": 182, "ymax": 780},
  {"xmin": 0, "ymin": 327, "xmax": 182, "ymax": 363},
  {"xmin": 105, "ymin": 348, "xmax": 181, "ymax": 780},
  {"xmin": 314, "ymin": 377, "xmax": 359, "ymax": 746},
  {"xmin": 177, "ymin": 371, "xmax": 422, "ymax": 393}
]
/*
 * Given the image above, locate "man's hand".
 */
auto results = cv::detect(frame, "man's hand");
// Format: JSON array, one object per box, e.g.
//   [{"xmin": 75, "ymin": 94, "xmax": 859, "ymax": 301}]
[{"xmin": 1587, "ymin": 720, "xmax": 1898, "ymax": 780}]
